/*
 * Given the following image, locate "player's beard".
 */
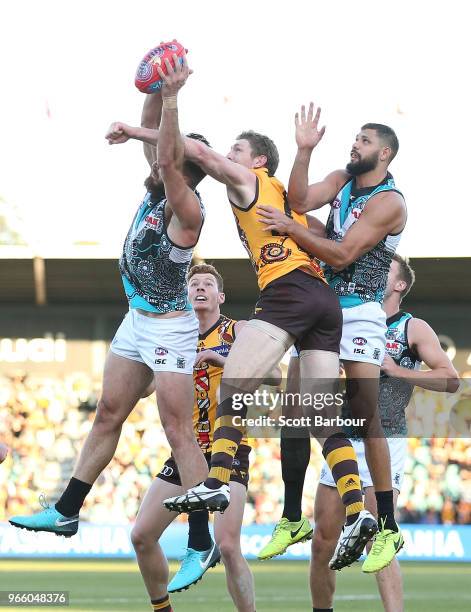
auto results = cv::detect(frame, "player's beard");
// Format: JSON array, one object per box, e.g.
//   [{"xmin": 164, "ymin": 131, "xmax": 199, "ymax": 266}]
[
  {"xmin": 346, "ymin": 150, "xmax": 380, "ymax": 176},
  {"xmin": 144, "ymin": 175, "xmax": 165, "ymax": 201}
]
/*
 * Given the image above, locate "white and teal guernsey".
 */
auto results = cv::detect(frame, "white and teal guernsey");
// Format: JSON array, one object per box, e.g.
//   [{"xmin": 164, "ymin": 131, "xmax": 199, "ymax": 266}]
[
  {"xmin": 323, "ymin": 172, "xmax": 404, "ymax": 308},
  {"xmin": 344, "ymin": 311, "xmax": 422, "ymax": 436},
  {"xmin": 379, "ymin": 311, "xmax": 422, "ymax": 436},
  {"xmin": 119, "ymin": 190, "xmax": 205, "ymax": 313}
]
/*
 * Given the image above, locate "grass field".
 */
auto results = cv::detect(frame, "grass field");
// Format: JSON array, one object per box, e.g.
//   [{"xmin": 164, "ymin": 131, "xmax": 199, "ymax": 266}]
[{"xmin": 1, "ymin": 559, "xmax": 470, "ymax": 611}]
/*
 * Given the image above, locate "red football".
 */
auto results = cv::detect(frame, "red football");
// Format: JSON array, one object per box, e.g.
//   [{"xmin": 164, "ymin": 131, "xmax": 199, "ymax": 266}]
[{"xmin": 135, "ymin": 40, "xmax": 187, "ymax": 93}]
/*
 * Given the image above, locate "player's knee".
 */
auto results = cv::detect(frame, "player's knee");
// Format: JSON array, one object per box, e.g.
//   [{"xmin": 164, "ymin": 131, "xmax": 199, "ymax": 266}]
[
  {"xmin": 163, "ymin": 420, "xmax": 194, "ymax": 451},
  {"xmin": 217, "ymin": 534, "xmax": 240, "ymax": 563},
  {"xmin": 312, "ymin": 525, "xmax": 336, "ymax": 561},
  {"xmin": 94, "ymin": 398, "xmax": 126, "ymax": 430},
  {"xmin": 130, "ymin": 526, "xmax": 153, "ymax": 553}
]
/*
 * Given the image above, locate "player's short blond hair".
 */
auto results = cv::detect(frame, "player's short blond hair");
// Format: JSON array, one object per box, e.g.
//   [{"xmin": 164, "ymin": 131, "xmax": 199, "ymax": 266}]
[{"xmin": 188, "ymin": 264, "xmax": 224, "ymax": 292}]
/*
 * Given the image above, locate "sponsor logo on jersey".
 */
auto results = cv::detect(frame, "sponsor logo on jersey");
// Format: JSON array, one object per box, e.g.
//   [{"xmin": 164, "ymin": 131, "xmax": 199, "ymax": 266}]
[
  {"xmin": 386, "ymin": 341, "xmax": 401, "ymax": 357},
  {"xmin": 144, "ymin": 214, "xmax": 162, "ymax": 229}
]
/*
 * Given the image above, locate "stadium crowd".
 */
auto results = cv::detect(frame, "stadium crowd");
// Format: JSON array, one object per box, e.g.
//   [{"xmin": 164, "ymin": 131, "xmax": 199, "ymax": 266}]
[{"xmin": 1, "ymin": 373, "xmax": 470, "ymax": 526}]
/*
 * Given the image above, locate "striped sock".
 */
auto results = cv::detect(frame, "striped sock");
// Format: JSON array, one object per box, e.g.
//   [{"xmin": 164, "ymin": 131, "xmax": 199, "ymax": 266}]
[
  {"xmin": 205, "ymin": 397, "xmax": 246, "ymax": 489},
  {"xmin": 151, "ymin": 594, "xmax": 172, "ymax": 611},
  {"xmin": 322, "ymin": 434, "xmax": 364, "ymax": 525}
]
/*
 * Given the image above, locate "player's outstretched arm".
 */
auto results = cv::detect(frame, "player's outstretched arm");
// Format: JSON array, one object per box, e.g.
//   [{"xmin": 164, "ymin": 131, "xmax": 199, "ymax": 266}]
[
  {"xmin": 157, "ymin": 53, "xmax": 202, "ymax": 238},
  {"xmin": 381, "ymin": 320, "xmax": 460, "ymax": 393},
  {"xmin": 182, "ymin": 139, "xmax": 257, "ymax": 209},
  {"xmin": 105, "ymin": 129, "xmax": 257, "ymax": 209},
  {"xmin": 306, "ymin": 214, "xmax": 326, "ymax": 238},
  {"xmin": 141, "ymin": 93, "xmax": 163, "ymax": 166},
  {"xmin": 258, "ymin": 190, "xmax": 406, "ymax": 269},
  {"xmin": 288, "ymin": 103, "xmax": 347, "ymax": 213}
]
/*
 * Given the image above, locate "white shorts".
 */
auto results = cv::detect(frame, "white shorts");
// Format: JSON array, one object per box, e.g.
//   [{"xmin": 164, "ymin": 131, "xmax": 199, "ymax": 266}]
[
  {"xmin": 110, "ymin": 309, "xmax": 198, "ymax": 374},
  {"xmin": 290, "ymin": 302, "xmax": 386, "ymax": 366},
  {"xmin": 340, "ymin": 302, "xmax": 386, "ymax": 365},
  {"xmin": 319, "ymin": 437, "xmax": 407, "ymax": 492}
]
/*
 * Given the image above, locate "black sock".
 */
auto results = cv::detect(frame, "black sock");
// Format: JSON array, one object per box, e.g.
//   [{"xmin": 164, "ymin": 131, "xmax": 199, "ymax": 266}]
[
  {"xmin": 188, "ymin": 510, "xmax": 212, "ymax": 551},
  {"xmin": 375, "ymin": 490, "xmax": 398, "ymax": 532},
  {"xmin": 55, "ymin": 477, "xmax": 92, "ymax": 517},
  {"xmin": 281, "ymin": 427, "xmax": 310, "ymax": 522}
]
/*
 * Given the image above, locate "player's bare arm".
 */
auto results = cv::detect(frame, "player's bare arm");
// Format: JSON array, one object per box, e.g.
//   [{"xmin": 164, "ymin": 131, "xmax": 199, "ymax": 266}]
[
  {"xmin": 182, "ymin": 138, "xmax": 257, "ymax": 208},
  {"xmin": 306, "ymin": 214, "xmax": 326, "ymax": 238},
  {"xmin": 141, "ymin": 93, "xmax": 163, "ymax": 166},
  {"xmin": 288, "ymin": 102, "xmax": 348, "ymax": 213},
  {"xmin": 106, "ymin": 124, "xmax": 256, "ymax": 209},
  {"xmin": 257, "ymin": 190, "xmax": 406, "ymax": 269},
  {"xmin": 156, "ymin": 53, "xmax": 203, "ymax": 244},
  {"xmin": 381, "ymin": 319, "xmax": 460, "ymax": 393}
]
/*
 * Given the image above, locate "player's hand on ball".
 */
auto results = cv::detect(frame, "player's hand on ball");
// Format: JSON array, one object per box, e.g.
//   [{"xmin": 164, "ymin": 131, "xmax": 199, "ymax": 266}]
[
  {"xmin": 0, "ymin": 442, "xmax": 9, "ymax": 464},
  {"xmin": 257, "ymin": 205, "xmax": 295, "ymax": 234},
  {"xmin": 194, "ymin": 349, "xmax": 225, "ymax": 368},
  {"xmin": 295, "ymin": 102, "xmax": 326, "ymax": 151},
  {"xmin": 158, "ymin": 53, "xmax": 192, "ymax": 98},
  {"xmin": 105, "ymin": 122, "xmax": 133, "ymax": 145}
]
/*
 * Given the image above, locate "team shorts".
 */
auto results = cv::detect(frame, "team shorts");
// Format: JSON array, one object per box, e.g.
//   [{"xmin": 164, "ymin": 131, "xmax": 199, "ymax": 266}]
[
  {"xmin": 251, "ymin": 269, "xmax": 342, "ymax": 353},
  {"xmin": 290, "ymin": 301, "xmax": 386, "ymax": 365},
  {"xmin": 339, "ymin": 302, "xmax": 386, "ymax": 365},
  {"xmin": 319, "ymin": 437, "xmax": 407, "ymax": 491},
  {"xmin": 157, "ymin": 444, "xmax": 251, "ymax": 488},
  {"xmin": 110, "ymin": 308, "xmax": 198, "ymax": 374}
]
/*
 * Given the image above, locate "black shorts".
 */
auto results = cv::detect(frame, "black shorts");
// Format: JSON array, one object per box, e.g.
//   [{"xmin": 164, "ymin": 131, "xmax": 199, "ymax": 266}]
[
  {"xmin": 251, "ymin": 268, "xmax": 342, "ymax": 353},
  {"xmin": 157, "ymin": 444, "xmax": 251, "ymax": 488}
]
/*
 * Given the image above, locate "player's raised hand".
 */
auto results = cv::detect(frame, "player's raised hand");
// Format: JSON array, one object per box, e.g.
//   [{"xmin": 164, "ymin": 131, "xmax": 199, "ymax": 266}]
[
  {"xmin": 295, "ymin": 102, "xmax": 326, "ymax": 151},
  {"xmin": 105, "ymin": 122, "xmax": 133, "ymax": 145},
  {"xmin": 158, "ymin": 52, "xmax": 192, "ymax": 99}
]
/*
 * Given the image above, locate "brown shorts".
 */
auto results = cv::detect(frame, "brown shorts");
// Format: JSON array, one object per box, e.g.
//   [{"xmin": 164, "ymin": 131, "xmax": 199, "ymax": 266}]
[
  {"xmin": 251, "ymin": 268, "xmax": 342, "ymax": 353},
  {"xmin": 157, "ymin": 444, "xmax": 251, "ymax": 488}
]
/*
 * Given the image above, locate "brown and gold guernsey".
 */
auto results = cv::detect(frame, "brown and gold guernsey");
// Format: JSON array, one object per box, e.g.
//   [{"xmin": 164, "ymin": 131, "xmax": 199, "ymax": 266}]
[
  {"xmin": 193, "ymin": 315, "xmax": 248, "ymax": 452},
  {"xmin": 231, "ymin": 167, "xmax": 325, "ymax": 290}
]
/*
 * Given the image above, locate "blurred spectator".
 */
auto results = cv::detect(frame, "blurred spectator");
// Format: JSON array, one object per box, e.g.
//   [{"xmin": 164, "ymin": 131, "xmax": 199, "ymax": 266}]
[{"xmin": 1, "ymin": 373, "xmax": 470, "ymax": 525}]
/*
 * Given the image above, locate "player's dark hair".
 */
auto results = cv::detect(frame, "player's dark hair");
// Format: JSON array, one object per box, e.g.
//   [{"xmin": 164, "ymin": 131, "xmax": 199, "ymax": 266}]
[
  {"xmin": 184, "ymin": 133, "xmax": 211, "ymax": 186},
  {"xmin": 362, "ymin": 123, "xmax": 399, "ymax": 162},
  {"xmin": 188, "ymin": 263, "xmax": 224, "ymax": 291},
  {"xmin": 392, "ymin": 253, "xmax": 415, "ymax": 300},
  {"xmin": 237, "ymin": 130, "xmax": 279, "ymax": 176}
]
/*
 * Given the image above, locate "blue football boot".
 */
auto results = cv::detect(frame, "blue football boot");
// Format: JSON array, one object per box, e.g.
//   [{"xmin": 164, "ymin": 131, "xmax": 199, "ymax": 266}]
[
  {"xmin": 9, "ymin": 494, "xmax": 79, "ymax": 538},
  {"xmin": 168, "ymin": 540, "xmax": 221, "ymax": 592}
]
